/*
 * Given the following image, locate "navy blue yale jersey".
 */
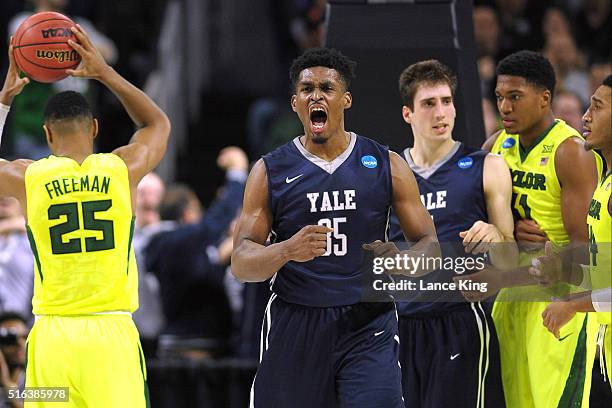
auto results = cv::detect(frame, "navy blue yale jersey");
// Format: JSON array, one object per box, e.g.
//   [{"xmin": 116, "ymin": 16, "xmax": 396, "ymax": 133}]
[
  {"xmin": 262, "ymin": 133, "xmax": 392, "ymax": 307},
  {"xmin": 389, "ymin": 142, "xmax": 488, "ymax": 315}
]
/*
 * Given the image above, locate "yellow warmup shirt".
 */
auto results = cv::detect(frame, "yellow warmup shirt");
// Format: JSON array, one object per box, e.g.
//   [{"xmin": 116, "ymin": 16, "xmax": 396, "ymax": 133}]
[{"xmin": 25, "ymin": 153, "xmax": 138, "ymax": 315}]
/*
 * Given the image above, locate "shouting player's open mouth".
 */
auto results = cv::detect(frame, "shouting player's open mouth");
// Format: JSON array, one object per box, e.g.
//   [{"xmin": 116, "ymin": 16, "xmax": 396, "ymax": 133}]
[{"xmin": 310, "ymin": 106, "xmax": 328, "ymax": 134}]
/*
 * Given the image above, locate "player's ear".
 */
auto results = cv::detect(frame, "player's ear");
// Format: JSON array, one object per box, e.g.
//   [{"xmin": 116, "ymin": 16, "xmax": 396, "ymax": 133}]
[
  {"xmin": 291, "ymin": 95, "xmax": 297, "ymax": 112},
  {"xmin": 541, "ymin": 90, "xmax": 552, "ymax": 108},
  {"xmin": 343, "ymin": 92, "xmax": 352, "ymax": 109},
  {"xmin": 42, "ymin": 124, "xmax": 53, "ymax": 145},
  {"xmin": 402, "ymin": 106, "xmax": 412, "ymax": 124},
  {"xmin": 91, "ymin": 118, "xmax": 99, "ymax": 140}
]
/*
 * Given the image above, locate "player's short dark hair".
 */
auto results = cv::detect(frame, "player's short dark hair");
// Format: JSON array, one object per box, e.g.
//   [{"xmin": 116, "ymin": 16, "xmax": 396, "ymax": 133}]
[
  {"xmin": 43, "ymin": 91, "xmax": 93, "ymax": 125},
  {"xmin": 0, "ymin": 312, "xmax": 27, "ymax": 327},
  {"xmin": 603, "ymin": 74, "xmax": 612, "ymax": 88},
  {"xmin": 496, "ymin": 50, "xmax": 556, "ymax": 97},
  {"xmin": 289, "ymin": 47, "xmax": 357, "ymax": 90},
  {"xmin": 398, "ymin": 59, "xmax": 457, "ymax": 110}
]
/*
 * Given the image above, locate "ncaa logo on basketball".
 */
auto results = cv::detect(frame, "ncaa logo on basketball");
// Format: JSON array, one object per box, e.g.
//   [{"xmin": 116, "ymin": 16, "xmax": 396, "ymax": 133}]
[
  {"xmin": 41, "ymin": 27, "xmax": 72, "ymax": 38},
  {"xmin": 361, "ymin": 155, "xmax": 377, "ymax": 168},
  {"xmin": 502, "ymin": 138, "xmax": 515, "ymax": 148},
  {"xmin": 457, "ymin": 157, "xmax": 473, "ymax": 169}
]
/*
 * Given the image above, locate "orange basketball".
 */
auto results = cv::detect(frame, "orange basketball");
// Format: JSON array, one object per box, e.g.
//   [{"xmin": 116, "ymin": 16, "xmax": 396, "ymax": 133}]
[{"xmin": 13, "ymin": 12, "xmax": 81, "ymax": 83}]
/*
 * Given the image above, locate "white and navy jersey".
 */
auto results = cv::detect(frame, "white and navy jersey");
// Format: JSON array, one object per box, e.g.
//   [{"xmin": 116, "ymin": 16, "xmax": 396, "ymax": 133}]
[
  {"xmin": 263, "ymin": 133, "xmax": 392, "ymax": 307},
  {"xmin": 389, "ymin": 142, "xmax": 488, "ymax": 315}
]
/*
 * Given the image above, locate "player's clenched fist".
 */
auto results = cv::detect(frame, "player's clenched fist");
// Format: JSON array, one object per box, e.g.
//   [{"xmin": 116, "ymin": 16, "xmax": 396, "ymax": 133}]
[{"xmin": 285, "ymin": 225, "xmax": 333, "ymax": 262}]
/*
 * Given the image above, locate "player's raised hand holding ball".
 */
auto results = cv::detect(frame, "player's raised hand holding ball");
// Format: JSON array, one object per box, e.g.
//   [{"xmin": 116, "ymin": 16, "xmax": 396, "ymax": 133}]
[
  {"xmin": 65, "ymin": 24, "xmax": 112, "ymax": 81},
  {"xmin": 0, "ymin": 39, "xmax": 30, "ymax": 106}
]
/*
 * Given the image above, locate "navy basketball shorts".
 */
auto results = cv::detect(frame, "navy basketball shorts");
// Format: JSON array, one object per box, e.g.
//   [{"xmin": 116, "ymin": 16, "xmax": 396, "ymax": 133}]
[
  {"xmin": 398, "ymin": 302, "xmax": 506, "ymax": 408},
  {"xmin": 250, "ymin": 294, "xmax": 404, "ymax": 408}
]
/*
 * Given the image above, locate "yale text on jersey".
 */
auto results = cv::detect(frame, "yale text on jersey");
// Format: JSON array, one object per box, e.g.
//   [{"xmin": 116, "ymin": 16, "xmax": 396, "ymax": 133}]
[{"xmin": 306, "ymin": 190, "xmax": 356, "ymax": 213}]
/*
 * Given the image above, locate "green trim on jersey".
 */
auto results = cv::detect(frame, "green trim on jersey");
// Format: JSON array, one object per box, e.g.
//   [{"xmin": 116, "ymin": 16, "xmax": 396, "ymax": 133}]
[
  {"xmin": 557, "ymin": 315, "xmax": 588, "ymax": 408},
  {"xmin": 26, "ymin": 225, "xmax": 43, "ymax": 283},
  {"xmin": 138, "ymin": 342, "xmax": 151, "ymax": 408},
  {"xmin": 126, "ymin": 216, "xmax": 136, "ymax": 275},
  {"xmin": 519, "ymin": 120, "xmax": 559, "ymax": 162}
]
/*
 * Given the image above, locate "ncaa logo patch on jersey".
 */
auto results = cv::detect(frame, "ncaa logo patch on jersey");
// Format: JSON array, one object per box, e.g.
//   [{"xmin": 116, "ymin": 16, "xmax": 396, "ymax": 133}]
[
  {"xmin": 457, "ymin": 157, "xmax": 473, "ymax": 169},
  {"xmin": 502, "ymin": 137, "xmax": 515, "ymax": 148},
  {"xmin": 361, "ymin": 155, "xmax": 378, "ymax": 168}
]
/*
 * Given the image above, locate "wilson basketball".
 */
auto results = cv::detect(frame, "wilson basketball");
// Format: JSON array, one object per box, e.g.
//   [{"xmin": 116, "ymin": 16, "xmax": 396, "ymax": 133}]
[{"xmin": 13, "ymin": 12, "xmax": 80, "ymax": 83}]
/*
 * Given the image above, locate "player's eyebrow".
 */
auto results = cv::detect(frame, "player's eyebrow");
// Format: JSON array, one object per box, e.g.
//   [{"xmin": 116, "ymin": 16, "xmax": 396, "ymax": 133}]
[
  {"xmin": 419, "ymin": 97, "xmax": 436, "ymax": 104},
  {"xmin": 591, "ymin": 95, "xmax": 604, "ymax": 105},
  {"xmin": 298, "ymin": 80, "xmax": 314, "ymax": 87}
]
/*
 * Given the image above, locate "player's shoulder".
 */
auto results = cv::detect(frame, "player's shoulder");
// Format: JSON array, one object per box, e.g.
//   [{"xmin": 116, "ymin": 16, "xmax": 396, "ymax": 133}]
[
  {"xmin": 482, "ymin": 129, "xmax": 504, "ymax": 152},
  {"xmin": 1, "ymin": 158, "xmax": 32, "ymax": 177},
  {"xmin": 483, "ymin": 151, "xmax": 509, "ymax": 173},
  {"xmin": 353, "ymin": 133, "xmax": 389, "ymax": 152}
]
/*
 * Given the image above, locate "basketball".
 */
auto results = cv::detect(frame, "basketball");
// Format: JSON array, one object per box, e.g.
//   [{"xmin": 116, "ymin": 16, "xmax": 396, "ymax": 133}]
[{"xmin": 13, "ymin": 12, "xmax": 80, "ymax": 83}]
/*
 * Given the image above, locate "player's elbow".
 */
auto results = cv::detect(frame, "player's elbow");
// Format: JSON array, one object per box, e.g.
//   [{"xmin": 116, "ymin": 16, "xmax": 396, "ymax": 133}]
[
  {"xmin": 230, "ymin": 250, "xmax": 254, "ymax": 283},
  {"xmin": 156, "ymin": 112, "xmax": 171, "ymax": 139}
]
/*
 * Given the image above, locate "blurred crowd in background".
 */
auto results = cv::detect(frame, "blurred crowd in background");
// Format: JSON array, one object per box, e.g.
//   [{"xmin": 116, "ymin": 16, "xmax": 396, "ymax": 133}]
[{"xmin": 0, "ymin": 0, "xmax": 610, "ymax": 406}]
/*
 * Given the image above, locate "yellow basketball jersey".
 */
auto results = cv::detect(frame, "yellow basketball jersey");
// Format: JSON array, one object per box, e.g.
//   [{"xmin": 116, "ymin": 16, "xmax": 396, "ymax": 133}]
[
  {"xmin": 25, "ymin": 153, "xmax": 138, "ymax": 315},
  {"xmin": 587, "ymin": 172, "xmax": 612, "ymax": 325},
  {"xmin": 491, "ymin": 119, "xmax": 602, "ymax": 247}
]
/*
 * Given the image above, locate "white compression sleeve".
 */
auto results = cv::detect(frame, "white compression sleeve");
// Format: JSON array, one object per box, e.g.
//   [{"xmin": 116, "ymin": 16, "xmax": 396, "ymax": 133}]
[
  {"xmin": 0, "ymin": 103, "xmax": 10, "ymax": 148},
  {"xmin": 592, "ymin": 287, "xmax": 612, "ymax": 312}
]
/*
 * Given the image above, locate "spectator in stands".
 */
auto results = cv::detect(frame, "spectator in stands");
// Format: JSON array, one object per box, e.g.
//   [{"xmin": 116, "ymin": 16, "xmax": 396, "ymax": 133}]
[
  {"xmin": 0, "ymin": 312, "xmax": 28, "ymax": 408},
  {"xmin": 494, "ymin": 0, "xmax": 547, "ymax": 56},
  {"xmin": 132, "ymin": 172, "xmax": 171, "ymax": 357},
  {"xmin": 474, "ymin": 6, "xmax": 501, "ymax": 97},
  {"xmin": 147, "ymin": 147, "xmax": 247, "ymax": 360},
  {"xmin": 553, "ymin": 89, "xmax": 584, "ymax": 132},
  {"xmin": 0, "ymin": 198, "xmax": 32, "ymax": 320},
  {"xmin": 7, "ymin": 0, "xmax": 117, "ymax": 159},
  {"xmin": 542, "ymin": 7, "xmax": 572, "ymax": 40},
  {"xmin": 575, "ymin": 0, "xmax": 612, "ymax": 63},
  {"xmin": 543, "ymin": 33, "xmax": 590, "ymax": 104}
]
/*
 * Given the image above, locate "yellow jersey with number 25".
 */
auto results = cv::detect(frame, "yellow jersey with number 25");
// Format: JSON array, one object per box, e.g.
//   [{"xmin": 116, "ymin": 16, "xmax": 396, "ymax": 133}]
[{"xmin": 25, "ymin": 153, "xmax": 138, "ymax": 315}]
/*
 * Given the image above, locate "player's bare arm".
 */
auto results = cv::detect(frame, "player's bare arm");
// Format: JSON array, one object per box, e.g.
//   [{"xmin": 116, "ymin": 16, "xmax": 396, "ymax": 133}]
[
  {"xmin": 0, "ymin": 41, "xmax": 29, "ymax": 107},
  {"xmin": 483, "ymin": 129, "xmax": 551, "ymax": 247},
  {"xmin": 65, "ymin": 25, "xmax": 171, "ymax": 195},
  {"xmin": 231, "ymin": 159, "xmax": 333, "ymax": 282},
  {"xmin": 460, "ymin": 154, "xmax": 518, "ymax": 266},
  {"xmin": 364, "ymin": 151, "xmax": 440, "ymax": 277},
  {"xmin": 556, "ymin": 137, "xmax": 598, "ymax": 243},
  {"xmin": 0, "ymin": 41, "xmax": 32, "ymax": 213}
]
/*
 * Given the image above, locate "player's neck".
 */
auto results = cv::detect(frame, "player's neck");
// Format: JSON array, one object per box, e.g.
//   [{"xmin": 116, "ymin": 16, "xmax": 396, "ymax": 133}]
[
  {"xmin": 301, "ymin": 130, "xmax": 351, "ymax": 162},
  {"xmin": 53, "ymin": 148, "xmax": 92, "ymax": 165},
  {"xmin": 518, "ymin": 112, "xmax": 555, "ymax": 148},
  {"xmin": 52, "ymin": 136, "xmax": 93, "ymax": 164},
  {"xmin": 410, "ymin": 137, "xmax": 457, "ymax": 168}
]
